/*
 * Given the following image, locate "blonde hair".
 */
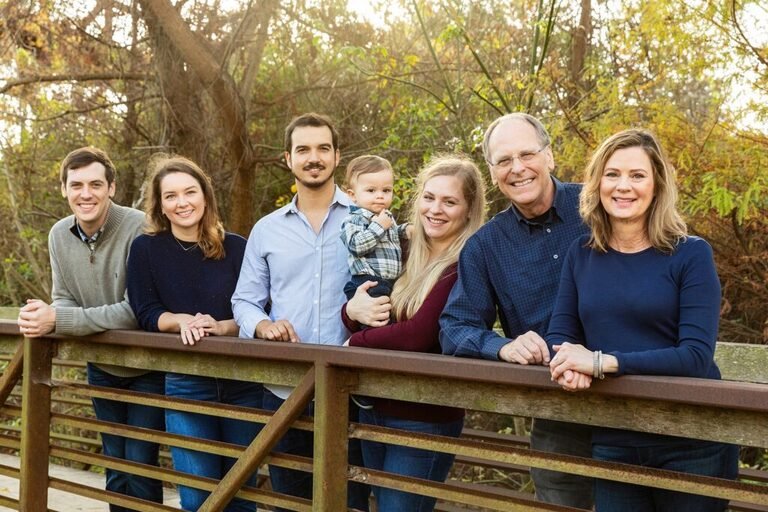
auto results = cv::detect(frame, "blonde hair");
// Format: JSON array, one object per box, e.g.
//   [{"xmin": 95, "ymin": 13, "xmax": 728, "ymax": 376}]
[
  {"xmin": 344, "ymin": 155, "xmax": 393, "ymax": 189},
  {"xmin": 580, "ymin": 129, "xmax": 687, "ymax": 253},
  {"xmin": 144, "ymin": 155, "xmax": 227, "ymax": 260},
  {"xmin": 391, "ymin": 155, "xmax": 486, "ymax": 320}
]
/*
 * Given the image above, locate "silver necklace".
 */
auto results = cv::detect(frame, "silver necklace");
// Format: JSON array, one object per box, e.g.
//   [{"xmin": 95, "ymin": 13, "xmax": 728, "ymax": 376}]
[{"xmin": 173, "ymin": 235, "xmax": 198, "ymax": 252}]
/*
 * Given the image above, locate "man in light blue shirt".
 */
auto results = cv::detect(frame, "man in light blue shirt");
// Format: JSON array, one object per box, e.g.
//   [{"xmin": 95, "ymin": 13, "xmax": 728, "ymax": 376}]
[{"xmin": 232, "ymin": 112, "xmax": 368, "ymax": 510}]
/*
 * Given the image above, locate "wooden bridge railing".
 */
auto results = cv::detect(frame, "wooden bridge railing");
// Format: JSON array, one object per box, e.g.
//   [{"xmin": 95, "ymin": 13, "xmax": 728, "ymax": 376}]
[{"xmin": 0, "ymin": 318, "xmax": 766, "ymax": 511}]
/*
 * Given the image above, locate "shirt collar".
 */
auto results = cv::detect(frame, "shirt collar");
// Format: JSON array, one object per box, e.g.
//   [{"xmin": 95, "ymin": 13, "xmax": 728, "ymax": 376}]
[
  {"xmin": 69, "ymin": 203, "xmax": 112, "ymax": 242},
  {"xmin": 349, "ymin": 204, "xmax": 375, "ymax": 217},
  {"xmin": 508, "ymin": 176, "xmax": 565, "ymax": 229},
  {"xmin": 285, "ymin": 185, "xmax": 351, "ymax": 215}
]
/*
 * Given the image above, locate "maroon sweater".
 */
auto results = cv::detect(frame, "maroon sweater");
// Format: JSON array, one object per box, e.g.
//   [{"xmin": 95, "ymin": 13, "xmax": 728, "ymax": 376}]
[{"xmin": 343, "ymin": 263, "xmax": 464, "ymax": 423}]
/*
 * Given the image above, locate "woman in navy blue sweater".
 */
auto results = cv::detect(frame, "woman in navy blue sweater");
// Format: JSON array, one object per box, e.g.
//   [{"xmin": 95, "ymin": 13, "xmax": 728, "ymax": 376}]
[
  {"xmin": 127, "ymin": 156, "xmax": 261, "ymax": 511},
  {"xmin": 546, "ymin": 129, "xmax": 738, "ymax": 512}
]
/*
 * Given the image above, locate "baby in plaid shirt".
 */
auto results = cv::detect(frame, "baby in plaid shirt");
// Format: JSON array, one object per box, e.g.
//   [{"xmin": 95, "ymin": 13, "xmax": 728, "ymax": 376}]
[{"xmin": 340, "ymin": 155, "xmax": 409, "ymax": 300}]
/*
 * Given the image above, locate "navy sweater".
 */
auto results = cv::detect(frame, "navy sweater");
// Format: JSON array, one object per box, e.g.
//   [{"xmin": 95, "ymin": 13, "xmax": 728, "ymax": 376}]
[
  {"xmin": 547, "ymin": 235, "xmax": 722, "ymax": 446},
  {"xmin": 127, "ymin": 231, "xmax": 246, "ymax": 332}
]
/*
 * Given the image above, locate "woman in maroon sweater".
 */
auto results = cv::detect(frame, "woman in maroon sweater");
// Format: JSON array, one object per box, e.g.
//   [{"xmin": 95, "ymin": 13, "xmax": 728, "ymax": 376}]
[{"xmin": 343, "ymin": 155, "xmax": 486, "ymax": 512}]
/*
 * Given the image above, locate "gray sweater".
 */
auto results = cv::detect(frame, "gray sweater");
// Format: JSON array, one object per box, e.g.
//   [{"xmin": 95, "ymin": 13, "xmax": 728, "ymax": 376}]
[{"xmin": 49, "ymin": 201, "xmax": 146, "ymax": 377}]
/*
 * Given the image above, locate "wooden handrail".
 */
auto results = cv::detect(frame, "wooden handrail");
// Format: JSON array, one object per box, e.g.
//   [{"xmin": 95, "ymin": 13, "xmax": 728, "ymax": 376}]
[{"xmin": 0, "ymin": 319, "xmax": 766, "ymax": 511}]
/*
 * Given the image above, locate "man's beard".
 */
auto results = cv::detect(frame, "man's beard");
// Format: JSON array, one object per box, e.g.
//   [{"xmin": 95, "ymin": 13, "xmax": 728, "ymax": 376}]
[{"xmin": 294, "ymin": 163, "xmax": 335, "ymax": 189}]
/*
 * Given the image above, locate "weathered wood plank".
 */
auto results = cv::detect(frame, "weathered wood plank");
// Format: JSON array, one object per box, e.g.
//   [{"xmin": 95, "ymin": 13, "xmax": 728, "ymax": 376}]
[
  {"xmin": 715, "ymin": 342, "xmax": 768, "ymax": 384},
  {"xmin": 355, "ymin": 371, "xmax": 768, "ymax": 447},
  {"xmin": 54, "ymin": 340, "xmax": 310, "ymax": 388}
]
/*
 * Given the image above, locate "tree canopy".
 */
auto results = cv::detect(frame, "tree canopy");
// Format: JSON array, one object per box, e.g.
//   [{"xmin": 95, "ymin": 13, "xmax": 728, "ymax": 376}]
[{"xmin": 1, "ymin": 0, "xmax": 766, "ymax": 343}]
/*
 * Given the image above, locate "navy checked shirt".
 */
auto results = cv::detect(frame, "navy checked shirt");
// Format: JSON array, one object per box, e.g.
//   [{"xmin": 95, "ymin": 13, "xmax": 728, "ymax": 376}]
[{"xmin": 439, "ymin": 177, "xmax": 589, "ymax": 360}]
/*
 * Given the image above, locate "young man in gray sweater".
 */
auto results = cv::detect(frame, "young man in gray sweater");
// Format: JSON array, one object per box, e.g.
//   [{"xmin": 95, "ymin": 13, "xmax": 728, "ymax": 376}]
[{"xmin": 17, "ymin": 147, "xmax": 165, "ymax": 511}]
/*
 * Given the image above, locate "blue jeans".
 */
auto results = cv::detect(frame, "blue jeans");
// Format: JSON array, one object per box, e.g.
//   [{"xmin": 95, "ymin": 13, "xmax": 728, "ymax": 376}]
[
  {"xmin": 262, "ymin": 389, "xmax": 370, "ymax": 512},
  {"xmin": 87, "ymin": 363, "xmax": 165, "ymax": 512},
  {"xmin": 358, "ymin": 408, "xmax": 463, "ymax": 512},
  {"xmin": 593, "ymin": 439, "xmax": 739, "ymax": 512},
  {"xmin": 165, "ymin": 373, "xmax": 264, "ymax": 511}
]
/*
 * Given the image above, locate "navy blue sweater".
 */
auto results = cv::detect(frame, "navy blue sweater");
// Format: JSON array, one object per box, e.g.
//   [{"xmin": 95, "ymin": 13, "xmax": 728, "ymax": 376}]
[
  {"xmin": 127, "ymin": 231, "xmax": 246, "ymax": 332},
  {"xmin": 547, "ymin": 235, "xmax": 722, "ymax": 445}
]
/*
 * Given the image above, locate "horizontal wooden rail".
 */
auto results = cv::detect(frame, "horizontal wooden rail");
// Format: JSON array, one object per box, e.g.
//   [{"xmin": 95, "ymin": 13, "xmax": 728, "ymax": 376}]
[{"xmin": 0, "ymin": 319, "xmax": 767, "ymax": 512}]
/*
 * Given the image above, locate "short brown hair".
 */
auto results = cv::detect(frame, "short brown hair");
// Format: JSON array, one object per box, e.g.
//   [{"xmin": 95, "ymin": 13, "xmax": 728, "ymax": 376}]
[
  {"xmin": 144, "ymin": 155, "xmax": 226, "ymax": 260},
  {"xmin": 59, "ymin": 146, "xmax": 116, "ymax": 185},
  {"xmin": 344, "ymin": 155, "xmax": 393, "ymax": 189},
  {"xmin": 284, "ymin": 113, "xmax": 339, "ymax": 153}
]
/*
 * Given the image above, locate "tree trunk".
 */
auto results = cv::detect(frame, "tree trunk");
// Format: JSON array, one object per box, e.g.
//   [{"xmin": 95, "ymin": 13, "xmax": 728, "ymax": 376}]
[
  {"xmin": 138, "ymin": 0, "xmax": 257, "ymax": 234},
  {"xmin": 569, "ymin": 0, "xmax": 591, "ymax": 107}
]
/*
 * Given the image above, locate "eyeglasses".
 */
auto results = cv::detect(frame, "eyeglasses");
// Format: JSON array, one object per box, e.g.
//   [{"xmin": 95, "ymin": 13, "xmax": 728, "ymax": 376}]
[{"xmin": 487, "ymin": 144, "xmax": 549, "ymax": 171}]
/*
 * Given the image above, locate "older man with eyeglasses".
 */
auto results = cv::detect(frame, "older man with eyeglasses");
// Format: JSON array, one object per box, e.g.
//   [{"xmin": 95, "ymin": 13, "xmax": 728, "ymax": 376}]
[{"xmin": 439, "ymin": 112, "xmax": 593, "ymax": 509}]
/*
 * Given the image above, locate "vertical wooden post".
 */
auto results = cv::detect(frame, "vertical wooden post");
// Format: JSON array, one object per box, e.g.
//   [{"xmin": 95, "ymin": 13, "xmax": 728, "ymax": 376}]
[
  {"xmin": 313, "ymin": 364, "xmax": 352, "ymax": 511},
  {"xmin": 19, "ymin": 336, "xmax": 53, "ymax": 511}
]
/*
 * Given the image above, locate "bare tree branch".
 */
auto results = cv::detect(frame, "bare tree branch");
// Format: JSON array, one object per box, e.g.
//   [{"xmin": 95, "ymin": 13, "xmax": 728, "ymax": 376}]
[
  {"xmin": 731, "ymin": 0, "xmax": 768, "ymax": 68},
  {"xmin": 0, "ymin": 73, "xmax": 148, "ymax": 94}
]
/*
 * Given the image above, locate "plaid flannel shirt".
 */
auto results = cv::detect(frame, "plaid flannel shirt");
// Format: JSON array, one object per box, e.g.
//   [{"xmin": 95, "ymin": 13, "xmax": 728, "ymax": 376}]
[{"xmin": 339, "ymin": 205, "xmax": 406, "ymax": 280}]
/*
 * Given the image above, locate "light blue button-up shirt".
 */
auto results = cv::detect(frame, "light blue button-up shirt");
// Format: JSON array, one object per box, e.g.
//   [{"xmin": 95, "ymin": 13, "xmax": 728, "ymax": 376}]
[{"xmin": 232, "ymin": 187, "xmax": 352, "ymax": 397}]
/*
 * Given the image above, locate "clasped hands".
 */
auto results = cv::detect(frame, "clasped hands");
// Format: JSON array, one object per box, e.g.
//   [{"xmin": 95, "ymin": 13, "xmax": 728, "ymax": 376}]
[
  {"xmin": 17, "ymin": 299, "xmax": 56, "ymax": 338},
  {"xmin": 178, "ymin": 313, "xmax": 223, "ymax": 346},
  {"xmin": 500, "ymin": 333, "xmax": 593, "ymax": 392}
]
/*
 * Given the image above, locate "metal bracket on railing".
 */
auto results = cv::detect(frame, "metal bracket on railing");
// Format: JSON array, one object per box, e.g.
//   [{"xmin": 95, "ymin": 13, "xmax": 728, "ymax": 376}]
[{"xmin": 348, "ymin": 465, "xmax": 368, "ymax": 483}]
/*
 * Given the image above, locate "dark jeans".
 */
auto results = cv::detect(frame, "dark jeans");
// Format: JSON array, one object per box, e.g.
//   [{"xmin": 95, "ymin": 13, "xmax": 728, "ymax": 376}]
[
  {"xmin": 358, "ymin": 408, "xmax": 463, "ymax": 512},
  {"xmin": 530, "ymin": 418, "xmax": 594, "ymax": 509},
  {"xmin": 87, "ymin": 363, "xmax": 165, "ymax": 512},
  {"xmin": 165, "ymin": 373, "xmax": 264, "ymax": 511},
  {"xmin": 262, "ymin": 389, "xmax": 370, "ymax": 511},
  {"xmin": 593, "ymin": 439, "xmax": 739, "ymax": 512},
  {"xmin": 344, "ymin": 274, "xmax": 395, "ymax": 300}
]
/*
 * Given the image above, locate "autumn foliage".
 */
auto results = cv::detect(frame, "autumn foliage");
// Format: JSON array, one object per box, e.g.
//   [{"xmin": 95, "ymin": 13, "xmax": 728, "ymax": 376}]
[{"xmin": 0, "ymin": 0, "xmax": 766, "ymax": 344}]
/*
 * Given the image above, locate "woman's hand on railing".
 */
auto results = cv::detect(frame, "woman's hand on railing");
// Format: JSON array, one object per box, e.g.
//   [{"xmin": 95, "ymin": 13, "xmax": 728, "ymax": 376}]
[
  {"xmin": 346, "ymin": 281, "xmax": 391, "ymax": 327},
  {"xmin": 187, "ymin": 314, "xmax": 237, "ymax": 337},
  {"xmin": 554, "ymin": 369, "xmax": 593, "ymax": 392},
  {"xmin": 159, "ymin": 312, "xmax": 203, "ymax": 345},
  {"xmin": 550, "ymin": 342, "xmax": 595, "ymax": 391}
]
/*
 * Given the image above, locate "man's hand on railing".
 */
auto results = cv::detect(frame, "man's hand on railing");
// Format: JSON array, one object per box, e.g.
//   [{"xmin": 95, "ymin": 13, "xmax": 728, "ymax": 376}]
[
  {"xmin": 498, "ymin": 331, "xmax": 551, "ymax": 365},
  {"xmin": 17, "ymin": 299, "xmax": 56, "ymax": 338},
  {"xmin": 255, "ymin": 319, "xmax": 300, "ymax": 343}
]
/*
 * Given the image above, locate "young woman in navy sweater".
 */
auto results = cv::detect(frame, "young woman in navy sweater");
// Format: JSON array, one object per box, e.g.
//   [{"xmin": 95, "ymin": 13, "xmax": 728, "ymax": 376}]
[
  {"xmin": 546, "ymin": 129, "xmax": 738, "ymax": 512},
  {"xmin": 343, "ymin": 156, "xmax": 486, "ymax": 512},
  {"xmin": 127, "ymin": 156, "xmax": 261, "ymax": 511}
]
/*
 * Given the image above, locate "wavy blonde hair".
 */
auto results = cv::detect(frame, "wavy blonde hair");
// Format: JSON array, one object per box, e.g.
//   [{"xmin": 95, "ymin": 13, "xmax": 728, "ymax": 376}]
[
  {"xmin": 391, "ymin": 155, "xmax": 486, "ymax": 320},
  {"xmin": 144, "ymin": 155, "xmax": 226, "ymax": 260},
  {"xmin": 580, "ymin": 128, "xmax": 687, "ymax": 253}
]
